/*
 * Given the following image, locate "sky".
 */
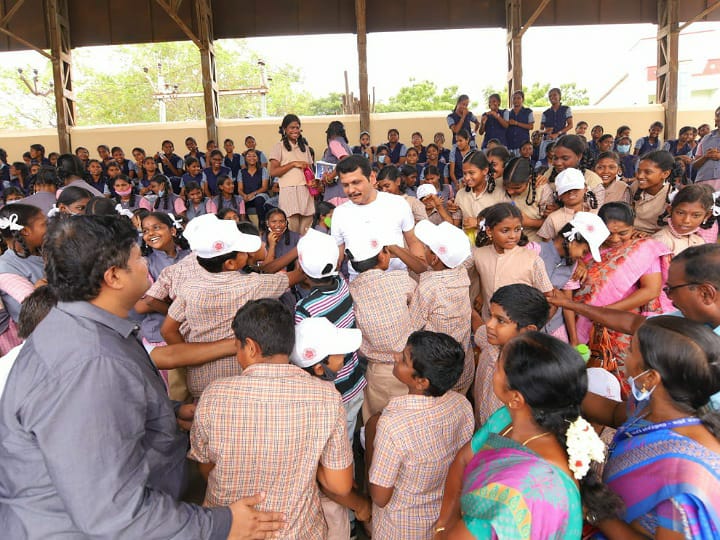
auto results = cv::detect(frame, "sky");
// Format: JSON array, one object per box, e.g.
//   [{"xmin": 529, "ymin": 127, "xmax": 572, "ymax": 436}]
[{"xmin": 2, "ymin": 22, "xmax": 719, "ymax": 109}]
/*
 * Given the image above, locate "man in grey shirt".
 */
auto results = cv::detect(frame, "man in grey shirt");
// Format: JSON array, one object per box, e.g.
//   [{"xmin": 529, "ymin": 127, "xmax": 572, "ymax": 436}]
[{"xmin": 0, "ymin": 215, "xmax": 284, "ymax": 539}]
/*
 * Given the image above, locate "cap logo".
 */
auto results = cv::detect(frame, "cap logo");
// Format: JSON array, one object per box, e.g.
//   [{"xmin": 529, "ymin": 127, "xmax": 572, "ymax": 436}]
[
  {"xmin": 213, "ymin": 240, "xmax": 225, "ymax": 252},
  {"xmin": 370, "ymin": 239, "xmax": 378, "ymax": 249},
  {"xmin": 586, "ymin": 224, "xmax": 595, "ymax": 233},
  {"xmin": 303, "ymin": 348, "xmax": 316, "ymax": 361},
  {"xmin": 438, "ymin": 245, "xmax": 447, "ymax": 255}
]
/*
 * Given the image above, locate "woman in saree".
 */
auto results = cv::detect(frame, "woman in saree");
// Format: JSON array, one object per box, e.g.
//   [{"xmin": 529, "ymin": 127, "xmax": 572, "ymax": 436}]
[
  {"xmin": 582, "ymin": 316, "xmax": 720, "ymax": 539},
  {"xmin": 573, "ymin": 202, "xmax": 672, "ymax": 368},
  {"xmin": 435, "ymin": 332, "xmax": 621, "ymax": 539}
]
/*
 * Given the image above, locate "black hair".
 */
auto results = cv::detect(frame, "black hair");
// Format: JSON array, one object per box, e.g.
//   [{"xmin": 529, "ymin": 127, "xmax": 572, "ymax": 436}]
[
  {"xmin": 0, "ymin": 148, "xmax": 7, "ymax": 163},
  {"xmin": 502, "ymin": 332, "xmax": 624, "ymax": 522},
  {"xmin": 554, "ymin": 135, "xmax": 588, "ymax": 173},
  {"xmin": 185, "ymin": 156, "xmax": 200, "ymax": 168},
  {"xmin": 633, "ymin": 150, "xmax": 674, "ymax": 203},
  {"xmin": 18, "ymin": 285, "xmax": 58, "ymax": 339},
  {"xmin": 673, "ymin": 243, "xmax": 720, "ymax": 288},
  {"xmin": 405, "ymin": 147, "xmax": 419, "ymax": 158},
  {"xmin": 197, "ymin": 250, "xmax": 241, "ymax": 273},
  {"xmin": 486, "ymin": 146, "xmax": 512, "ymax": 169},
  {"xmin": 503, "ymin": 156, "xmax": 537, "ymax": 205},
  {"xmin": 183, "ymin": 180, "xmax": 204, "ymax": 197},
  {"xmin": 32, "ymin": 166, "xmax": 62, "ymax": 191},
  {"xmin": 423, "ymin": 165, "xmax": 442, "ymax": 183},
  {"xmin": 336, "ymin": 154, "xmax": 372, "ymax": 178},
  {"xmin": 265, "ymin": 207, "xmax": 291, "ymax": 246},
  {"xmin": 132, "ymin": 207, "xmax": 150, "ymax": 225},
  {"xmin": 105, "ymin": 160, "xmax": 120, "ymax": 171},
  {"xmin": 406, "ymin": 331, "xmax": 465, "ymax": 397},
  {"xmin": 475, "ymin": 202, "xmax": 528, "ymax": 247},
  {"xmin": 583, "ymin": 189, "xmax": 598, "ymax": 210},
  {"xmin": 232, "ymin": 298, "xmax": 295, "ymax": 357},
  {"xmin": 149, "ymin": 174, "xmax": 172, "ymax": 210},
  {"xmin": 456, "ymin": 129, "xmax": 471, "ymax": 142},
  {"xmin": 44, "ymin": 215, "xmax": 137, "ymax": 301},
  {"xmin": 486, "ymin": 138, "xmax": 502, "ymax": 147},
  {"xmin": 453, "ymin": 94, "xmax": 469, "ymax": 110},
  {"xmin": 312, "ymin": 200, "xmax": 336, "ymax": 229},
  {"xmin": 85, "ymin": 196, "xmax": 121, "ymax": 217},
  {"xmin": 131, "ymin": 147, "xmax": 145, "ymax": 156},
  {"xmin": 30, "ymin": 143, "xmax": 45, "ymax": 156},
  {"xmin": 216, "ymin": 207, "xmax": 240, "ymax": 222},
  {"xmin": 140, "ymin": 211, "xmax": 190, "ymax": 255},
  {"xmin": 345, "ymin": 244, "xmax": 383, "ymax": 273},
  {"xmin": 208, "ymin": 149, "xmax": 223, "ymax": 160},
  {"xmin": 0, "ymin": 203, "xmax": 44, "ymax": 258},
  {"xmin": 387, "ymin": 128, "xmax": 399, "ymax": 137},
  {"xmin": 657, "ymin": 183, "xmax": 716, "ymax": 229},
  {"xmin": 650, "ymin": 121, "xmax": 664, "ymax": 131},
  {"xmin": 57, "ymin": 185, "xmax": 92, "ymax": 209},
  {"xmin": 595, "ymin": 151, "xmax": 621, "ymax": 170},
  {"xmin": 12, "ymin": 161, "xmax": 29, "ymax": 182},
  {"xmin": 598, "ymin": 134, "xmax": 614, "ymax": 144},
  {"xmin": 576, "ymin": 121, "xmax": 589, "ymax": 128},
  {"xmin": 326, "ymin": 120, "xmax": 349, "ymax": 144},
  {"xmin": 279, "ymin": 114, "xmax": 307, "ymax": 153},
  {"xmin": 2, "ymin": 187, "xmax": 24, "ymax": 204},
  {"xmin": 548, "ymin": 87, "xmax": 562, "ymax": 97},
  {"xmin": 56, "ymin": 154, "xmax": 85, "ymax": 181},
  {"xmin": 377, "ymin": 165, "xmax": 404, "ymax": 193},
  {"xmin": 489, "ymin": 284, "xmax": 549, "ymax": 329},
  {"xmin": 599, "ymin": 201, "xmax": 635, "ymax": 227},
  {"xmin": 214, "ymin": 174, "xmax": 240, "ymax": 212},
  {"xmin": 400, "ymin": 164, "xmax": 418, "ymax": 179},
  {"xmin": 615, "ymin": 125, "xmax": 630, "ymax": 137},
  {"xmin": 237, "ymin": 221, "xmax": 260, "ymax": 236},
  {"xmin": 463, "ymin": 150, "xmax": 496, "ymax": 193},
  {"xmin": 111, "ymin": 174, "xmax": 137, "ymax": 207},
  {"xmin": 637, "ymin": 316, "xmax": 720, "ymax": 438}
]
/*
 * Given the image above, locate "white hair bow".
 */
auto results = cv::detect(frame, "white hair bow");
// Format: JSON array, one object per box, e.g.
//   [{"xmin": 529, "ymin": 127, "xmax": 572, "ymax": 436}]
[
  {"xmin": 667, "ymin": 188, "xmax": 679, "ymax": 205},
  {"xmin": 713, "ymin": 191, "xmax": 720, "ymax": 217},
  {"xmin": 47, "ymin": 205, "xmax": 61, "ymax": 218},
  {"xmin": 167, "ymin": 213, "xmax": 183, "ymax": 230},
  {"xmin": 114, "ymin": 204, "xmax": 135, "ymax": 219},
  {"xmin": 563, "ymin": 226, "xmax": 579, "ymax": 242},
  {"xmin": 478, "ymin": 219, "xmax": 486, "ymax": 231},
  {"xmin": 0, "ymin": 213, "xmax": 23, "ymax": 231}
]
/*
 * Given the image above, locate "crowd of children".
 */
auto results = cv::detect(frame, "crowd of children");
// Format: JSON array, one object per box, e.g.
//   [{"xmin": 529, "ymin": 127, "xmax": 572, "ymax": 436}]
[{"xmin": 0, "ymin": 99, "xmax": 719, "ymax": 540}]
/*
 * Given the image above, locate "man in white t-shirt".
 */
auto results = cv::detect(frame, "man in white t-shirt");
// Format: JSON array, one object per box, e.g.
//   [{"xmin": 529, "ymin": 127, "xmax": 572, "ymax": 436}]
[{"xmin": 331, "ymin": 155, "xmax": 425, "ymax": 278}]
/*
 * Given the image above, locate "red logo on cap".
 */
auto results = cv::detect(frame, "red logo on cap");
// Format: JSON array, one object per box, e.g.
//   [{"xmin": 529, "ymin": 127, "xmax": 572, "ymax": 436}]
[
  {"xmin": 438, "ymin": 246, "xmax": 448, "ymax": 255},
  {"xmin": 213, "ymin": 241, "xmax": 225, "ymax": 252},
  {"xmin": 586, "ymin": 225, "xmax": 595, "ymax": 233},
  {"xmin": 370, "ymin": 239, "xmax": 378, "ymax": 249},
  {"xmin": 303, "ymin": 348, "xmax": 316, "ymax": 361}
]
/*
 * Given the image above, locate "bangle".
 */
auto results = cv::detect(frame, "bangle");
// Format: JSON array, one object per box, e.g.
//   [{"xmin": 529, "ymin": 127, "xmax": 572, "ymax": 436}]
[{"xmin": 435, "ymin": 526, "xmax": 446, "ymax": 533}]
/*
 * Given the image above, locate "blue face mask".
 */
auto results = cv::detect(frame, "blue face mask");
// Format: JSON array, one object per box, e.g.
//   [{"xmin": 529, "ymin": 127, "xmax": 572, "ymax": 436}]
[
  {"xmin": 617, "ymin": 144, "xmax": 631, "ymax": 154},
  {"xmin": 628, "ymin": 369, "xmax": 656, "ymax": 401},
  {"xmin": 157, "ymin": 190, "xmax": 165, "ymax": 198},
  {"xmin": 378, "ymin": 155, "xmax": 386, "ymax": 164}
]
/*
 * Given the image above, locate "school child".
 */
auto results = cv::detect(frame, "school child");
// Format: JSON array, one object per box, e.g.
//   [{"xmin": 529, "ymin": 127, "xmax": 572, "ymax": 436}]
[
  {"xmin": 404, "ymin": 148, "xmax": 423, "ymax": 178},
  {"xmin": 183, "ymin": 180, "xmax": 216, "ymax": 221},
  {"xmin": 472, "ymin": 284, "xmax": 550, "ymax": 426},
  {"xmin": 244, "ymin": 135, "xmax": 268, "ymax": 168},
  {"xmin": 499, "ymin": 156, "xmax": 544, "ymax": 241},
  {"xmin": 402, "ymin": 219, "xmax": 474, "ymax": 393},
  {"xmin": 49, "ymin": 185, "xmax": 92, "ymax": 216},
  {"xmin": 0, "ymin": 204, "xmax": 47, "ymax": 353},
  {"xmin": 311, "ymin": 200, "xmax": 335, "ymax": 234},
  {"xmin": 529, "ymin": 212, "xmax": 609, "ymax": 345},
  {"xmin": 86, "ymin": 159, "xmax": 109, "ymax": 195},
  {"xmin": 594, "ymin": 151, "xmax": 632, "ymax": 204},
  {"xmin": 652, "ymin": 183, "xmax": 714, "ymax": 256},
  {"xmin": 138, "ymin": 155, "xmax": 158, "ymax": 194},
  {"xmin": 454, "ymin": 150, "xmax": 505, "ymax": 241},
  {"xmin": 203, "ymin": 149, "xmax": 232, "ymax": 196},
  {"xmin": 485, "ymin": 145, "xmax": 511, "ymax": 183},
  {"xmin": 222, "ymin": 138, "xmax": 243, "ymax": 178},
  {"xmin": 537, "ymin": 168, "xmax": 598, "ymax": 240},
  {"xmin": 110, "ymin": 146, "xmax": 136, "ymax": 178},
  {"xmin": 188, "ymin": 299, "xmax": 353, "ymax": 538},
  {"xmin": 448, "ymin": 130, "xmax": 473, "ymax": 190},
  {"xmin": 345, "ymin": 229, "xmax": 416, "ymax": 420},
  {"xmin": 376, "ymin": 167, "xmax": 427, "ymax": 223},
  {"xmin": 2, "ymin": 187, "xmax": 24, "ymax": 206},
  {"xmin": 519, "ymin": 140, "xmax": 534, "ymax": 165},
  {"xmin": 537, "ymin": 134, "xmax": 605, "ymax": 213},
  {"xmin": 630, "ymin": 150, "xmax": 674, "ymax": 235},
  {"xmin": 139, "ymin": 174, "xmax": 187, "ymax": 217},
  {"xmin": 111, "ymin": 175, "xmax": 140, "ymax": 212},
  {"xmin": 238, "ymin": 149, "xmax": 270, "ymax": 224},
  {"xmin": 180, "ymin": 156, "xmax": 206, "ymax": 194},
  {"xmin": 420, "ymin": 164, "xmax": 453, "ymax": 202},
  {"xmin": 633, "ymin": 121, "xmax": 663, "ymax": 156},
  {"xmin": 263, "ymin": 207, "xmax": 302, "ymax": 308},
  {"xmin": 473, "ymin": 203, "xmax": 553, "ymax": 321},
  {"xmin": 183, "ymin": 137, "xmax": 206, "ymax": 168},
  {"xmin": 155, "ymin": 139, "xmax": 184, "ymax": 177},
  {"xmin": 22, "ymin": 167, "xmax": 59, "ymax": 215},
  {"xmin": 479, "ymin": 93, "xmax": 508, "ymax": 149},
  {"xmin": 367, "ymin": 331, "xmax": 474, "ymax": 540},
  {"xmin": 291, "ymin": 316, "xmax": 372, "ymax": 537},
  {"xmin": 104, "ymin": 161, "xmax": 122, "ymax": 194},
  {"xmin": 161, "ymin": 214, "xmax": 304, "ymax": 397},
  {"xmin": 416, "ymin": 184, "xmax": 459, "ymax": 226},
  {"xmin": 212, "ymin": 174, "xmax": 246, "ymax": 220}
]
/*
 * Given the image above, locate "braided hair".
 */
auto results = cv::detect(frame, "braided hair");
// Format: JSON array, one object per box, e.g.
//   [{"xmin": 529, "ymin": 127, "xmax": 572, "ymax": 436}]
[
  {"xmin": 463, "ymin": 151, "xmax": 496, "ymax": 193},
  {"xmin": 140, "ymin": 211, "xmax": 190, "ymax": 256},
  {"xmin": 214, "ymin": 174, "xmax": 240, "ymax": 212},
  {"xmin": 474, "ymin": 203, "xmax": 527, "ymax": 248},
  {"xmin": 657, "ymin": 183, "xmax": 717, "ymax": 229},
  {"xmin": 150, "ymin": 174, "xmax": 172, "ymax": 211},
  {"xmin": 265, "ymin": 207, "xmax": 292, "ymax": 246},
  {"xmin": 503, "ymin": 157, "xmax": 537, "ymax": 206},
  {"xmin": 0, "ymin": 203, "xmax": 44, "ymax": 258}
]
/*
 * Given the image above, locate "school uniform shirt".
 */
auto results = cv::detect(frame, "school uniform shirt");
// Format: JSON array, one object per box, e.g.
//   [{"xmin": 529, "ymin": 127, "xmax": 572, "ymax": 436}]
[
  {"xmin": 537, "ymin": 207, "xmax": 580, "ymax": 241},
  {"xmin": 540, "ymin": 104, "xmax": 572, "ymax": 137},
  {"xmin": 446, "ymin": 111, "xmax": 479, "ymax": 147},
  {"xmin": 184, "ymin": 151, "xmax": 207, "ymax": 168},
  {"xmin": 403, "ymin": 193, "xmax": 428, "ymax": 223},
  {"xmin": 473, "ymin": 244, "xmax": 553, "ymax": 320},
  {"xmin": 348, "ymin": 269, "xmax": 416, "ymax": 364},
  {"xmin": 180, "ymin": 171, "xmax": 207, "ymax": 189},
  {"xmin": 480, "ymin": 109, "xmax": 508, "ymax": 149},
  {"xmin": 139, "ymin": 192, "xmax": 187, "ymax": 215},
  {"xmin": 0, "ymin": 250, "xmax": 44, "ymax": 322},
  {"xmin": 472, "ymin": 325, "xmax": 502, "ymax": 426},
  {"xmin": 634, "ymin": 136, "xmax": 661, "ymax": 156},
  {"xmin": 630, "ymin": 182, "xmax": 670, "ymax": 235},
  {"xmin": 62, "ymin": 179, "xmax": 101, "ymax": 197},
  {"xmin": 652, "ymin": 225, "xmax": 705, "ymax": 257},
  {"xmin": 141, "ymin": 249, "xmax": 189, "ymax": 344},
  {"xmin": 294, "ymin": 276, "xmax": 367, "ymax": 404},
  {"xmin": 0, "ymin": 301, "xmax": 231, "ymax": 539},
  {"xmin": 504, "ymin": 106, "xmax": 535, "ymax": 151},
  {"xmin": 537, "ymin": 169, "xmax": 605, "ymax": 212},
  {"xmin": 506, "ymin": 186, "xmax": 543, "ymax": 242},
  {"xmin": 168, "ymin": 270, "xmax": 289, "ymax": 397},
  {"xmin": 331, "ymin": 191, "xmax": 415, "ymax": 278},
  {"xmin": 603, "ymin": 179, "xmax": 632, "ymax": 205},
  {"xmin": 21, "ymin": 191, "xmax": 56, "ymax": 215},
  {"xmin": 212, "ymin": 194, "xmax": 246, "ymax": 214},
  {"xmin": 695, "ymin": 130, "xmax": 720, "ymax": 183},
  {"xmin": 157, "ymin": 153, "xmax": 185, "ymax": 176},
  {"xmin": 188, "ymin": 363, "xmax": 352, "ymax": 540},
  {"xmin": 145, "ymin": 253, "xmax": 199, "ymax": 302},
  {"xmin": 385, "ymin": 142, "xmax": 408, "ymax": 165},
  {"xmin": 203, "ymin": 166, "xmax": 232, "ymax": 196},
  {"xmin": 186, "ymin": 199, "xmax": 217, "ymax": 221},
  {"xmin": 269, "ymin": 141, "xmax": 315, "ymax": 218},
  {"xmin": 454, "ymin": 184, "xmax": 505, "ymax": 223},
  {"xmin": 369, "ymin": 391, "xmax": 474, "ymax": 540},
  {"xmin": 223, "ymin": 154, "xmax": 242, "ymax": 178},
  {"xmin": 426, "ymin": 205, "xmax": 461, "ymax": 226}
]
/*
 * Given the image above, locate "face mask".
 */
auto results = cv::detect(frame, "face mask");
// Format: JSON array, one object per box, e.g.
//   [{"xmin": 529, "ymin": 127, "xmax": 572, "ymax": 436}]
[
  {"xmin": 628, "ymin": 369, "xmax": 656, "ymax": 401},
  {"xmin": 145, "ymin": 194, "xmax": 158, "ymax": 204},
  {"xmin": 157, "ymin": 190, "xmax": 166, "ymax": 198},
  {"xmin": 323, "ymin": 216, "xmax": 332, "ymax": 228},
  {"xmin": 617, "ymin": 144, "xmax": 631, "ymax": 154},
  {"xmin": 115, "ymin": 187, "xmax": 133, "ymax": 197},
  {"xmin": 319, "ymin": 363, "xmax": 339, "ymax": 381},
  {"xmin": 378, "ymin": 155, "xmax": 386, "ymax": 164}
]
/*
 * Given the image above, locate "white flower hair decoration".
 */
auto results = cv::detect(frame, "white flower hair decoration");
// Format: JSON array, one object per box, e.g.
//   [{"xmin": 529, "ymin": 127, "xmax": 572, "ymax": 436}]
[
  {"xmin": 562, "ymin": 225, "xmax": 579, "ymax": 243},
  {"xmin": 566, "ymin": 416, "xmax": 606, "ymax": 480},
  {"xmin": 114, "ymin": 204, "xmax": 135, "ymax": 219},
  {"xmin": 0, "ymin": 213, "xmax": 24, "ymax": 231}
]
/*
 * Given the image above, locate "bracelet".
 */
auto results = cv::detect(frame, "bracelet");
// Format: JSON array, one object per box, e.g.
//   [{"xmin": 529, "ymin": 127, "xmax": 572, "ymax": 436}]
[{"xmin": 435, "ymin": 526, "xmax": 446, "ymax": 533}]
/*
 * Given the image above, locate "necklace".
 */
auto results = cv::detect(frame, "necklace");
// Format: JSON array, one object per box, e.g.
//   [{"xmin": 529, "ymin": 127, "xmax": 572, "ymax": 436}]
[{"xmin": 500, "ymin": 425, "xmax": 552, "ymax": 446}]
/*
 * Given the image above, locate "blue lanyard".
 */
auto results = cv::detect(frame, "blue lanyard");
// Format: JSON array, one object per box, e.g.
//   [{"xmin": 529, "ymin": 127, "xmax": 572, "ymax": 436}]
[{"xmin": 614, "ymin": 416, "xmax": 701, "ymax": 444}]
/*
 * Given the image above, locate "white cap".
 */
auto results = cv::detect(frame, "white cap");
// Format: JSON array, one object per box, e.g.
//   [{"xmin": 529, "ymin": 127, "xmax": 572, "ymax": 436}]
[
  {"xmin": 555, "ymin": 168, "xmax": 586, "ymax": 196},
  {"xmin": 344, "ymin": 229, "xmax": 391, "ymax": 262},
  {"xmin": 184, "ymin": 213, "xmax": 261, "ymax": 258},
  {"xmin": 414, "ymin": 219, "xmax": 471, "ymax": 268},
  {"xmin": 587, "ymin": 367, "xmax": 622, "ymax": 402},
  {"xmin": 416, "ymin": 184, "xmax": 437, "ymax": 200},
  {"xmin": 291, "ymin": 317, "xmax": 362, "ymax": 368},
  {"xmin": 564, "ymin": 212, "xmax": 610, "ymax": 262},
  {"xmin": 297, "ymin": 229, "xmax": 339, "ymax": 279}
]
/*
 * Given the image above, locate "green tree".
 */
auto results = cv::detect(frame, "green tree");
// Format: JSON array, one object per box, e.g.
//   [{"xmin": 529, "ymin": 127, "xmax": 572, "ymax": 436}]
[
  {"xmin": 306, "ymin": 92, "xmax": 345, "ymax": 115},
  {"xmin": 0, "ymin": 64, "xmax": 57, "ymax": 129},
  {"xmin": 376, "ymin": 79, "xmax": 460, "ymax": 112},
  {"xmin": 480, "ymin": 82, "xmax": 590, "ymax": 108}
]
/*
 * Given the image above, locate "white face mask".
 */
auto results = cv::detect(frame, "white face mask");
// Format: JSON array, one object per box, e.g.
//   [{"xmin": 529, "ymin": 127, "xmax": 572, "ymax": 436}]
[
  {"xmin": 616, "ymin": 144, "xmax": 631, "ymax": 154},
  {"xmin": 628, "ymin": 369, "xmax": 656, "ymax": 401}
]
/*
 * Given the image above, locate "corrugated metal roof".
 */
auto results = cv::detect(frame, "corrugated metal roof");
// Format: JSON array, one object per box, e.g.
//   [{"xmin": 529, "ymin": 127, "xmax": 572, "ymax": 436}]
[{"xmin": 1, "ymin": 0, "xmax": 718, "ymax": 52}]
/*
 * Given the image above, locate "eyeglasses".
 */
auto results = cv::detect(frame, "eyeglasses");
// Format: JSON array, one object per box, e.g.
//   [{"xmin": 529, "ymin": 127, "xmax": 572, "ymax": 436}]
[{"xmin": 662, "ymin": 282, "xmax": 700, "ymax": 296}]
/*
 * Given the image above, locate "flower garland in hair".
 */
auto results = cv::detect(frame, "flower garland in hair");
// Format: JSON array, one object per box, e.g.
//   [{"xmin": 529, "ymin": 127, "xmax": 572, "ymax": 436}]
[
  {"xmin": 566, "ymin": 416, "xmax": 606, "ymax": 480},
  {"xmin": 47, "ymin": 205, "xmax": 61, "ymax": 218},
  {"xmin": 477, "ymin": 219, "xmax": 486, "ymax": 232}
]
